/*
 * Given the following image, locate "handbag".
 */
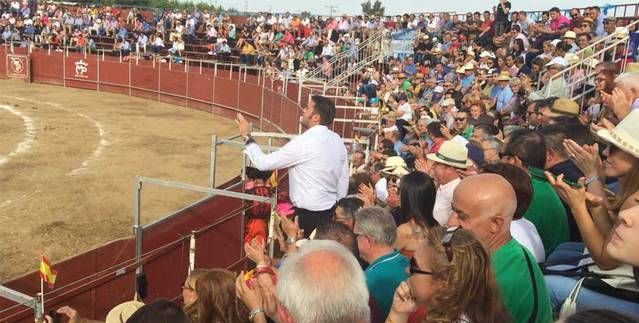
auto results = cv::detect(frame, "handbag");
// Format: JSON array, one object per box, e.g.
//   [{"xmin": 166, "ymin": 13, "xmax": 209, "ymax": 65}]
[{"xmin": 559, "ymin": 277, "xmax": 585, "ymax": 318}]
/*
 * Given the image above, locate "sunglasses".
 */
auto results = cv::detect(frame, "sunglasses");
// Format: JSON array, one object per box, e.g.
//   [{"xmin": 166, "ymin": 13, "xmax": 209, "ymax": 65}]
[
  {"xmin": 498, "ymin": 151, "xmax": 513, "ymax": 159},
  {"xmin": 442, "ymin": 226, "xmax": 461, "ymax": 262},
  {"xmin": 409, "ymin": 257, "xmax": 433, "ymax": 276},
  {"xmin": 454, "ymin": 117, "xmax": 466, "ymax": 121}
]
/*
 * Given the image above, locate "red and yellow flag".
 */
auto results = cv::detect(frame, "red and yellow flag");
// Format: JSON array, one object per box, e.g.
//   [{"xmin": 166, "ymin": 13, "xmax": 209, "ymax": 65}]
[
  {"xmin": 39, "ymin": 255, "xmax": 57, "ymax": 289},
  {"xmin": 269, "ymin": 169, "xmax": 278, "ymax": 188}
]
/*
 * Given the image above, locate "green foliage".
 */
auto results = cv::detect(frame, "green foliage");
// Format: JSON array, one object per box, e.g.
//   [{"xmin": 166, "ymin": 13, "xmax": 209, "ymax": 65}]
[{"xmin": 361, "ymin": 0, "xmax": 384, "ymax": 16}]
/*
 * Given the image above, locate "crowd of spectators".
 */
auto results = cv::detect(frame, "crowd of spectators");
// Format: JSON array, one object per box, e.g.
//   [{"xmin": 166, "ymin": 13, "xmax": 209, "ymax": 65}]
[{"xmin": 14, "ymin": 0, "xmax": 639, "ymax": 323}]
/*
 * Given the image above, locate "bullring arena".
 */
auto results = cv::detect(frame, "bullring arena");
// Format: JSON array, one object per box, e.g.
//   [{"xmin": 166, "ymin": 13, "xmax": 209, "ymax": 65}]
[
  {"xmin": 0, "ymin": 79, "xmax": 243, "ymax": 281},
  {"xmin": 0, "ymin": 45, "xmax": 313, "ymax": 322}
]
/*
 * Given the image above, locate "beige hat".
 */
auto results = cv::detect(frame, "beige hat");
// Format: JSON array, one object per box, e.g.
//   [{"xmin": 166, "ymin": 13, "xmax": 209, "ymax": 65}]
[
  {"xmin": 427, "ymin": 140, "xmax": 472, "ymax": 169},
  {"xmin": 382, "ymin": 156, "xmax": 410, "ymax": 176},
  {"xmin": 105, "ymin": 301, "xmax": 145, "ymax": 323},
  {"xmin": 456, "ymin": 66, "xmax": 466, "ymax": 74},
  {"xmin": 463, "ymin": 62, "xmax": 475, "ymax": 70},
  {"xmin": 563, "ymin": 31, "xmax": 577, "ymax": 39},
  {"xmin": 442, "ymin": 98, "xmax": 456, "ymax": 106},
  {"xmin": 626, "ymin": 62, "xmax": 639, "ymax": 73},
  {"xmin": 542, "ymin": 97, "xmax": 580, "ymax": 117},
  {"xmin": 565, "ymin": 53, "xmax": 580, "ymax": 65},
  {"xmin": 597, "ymin": 110, "xmax": 639, "ymax": 159},
  {"xmin": 614, "ymin": 27, "xmax": 629, "ymax": 40},
  {"xmin": 495, "ymin": 71, "xmax": 511, "ymax": 81}
]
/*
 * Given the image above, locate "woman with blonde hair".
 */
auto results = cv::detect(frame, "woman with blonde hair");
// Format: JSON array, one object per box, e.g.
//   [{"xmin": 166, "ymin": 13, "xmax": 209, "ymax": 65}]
[
  {"xmin": 182, "ymin": 268, "xmax": 209, "ymax": 322},
  {"xmin": 193, "ymin": 269, "xmax": 250, "ymax": 323},
  {"xmin": 387, "ymin": 226, "xmax": 510, "ymax": 323}
]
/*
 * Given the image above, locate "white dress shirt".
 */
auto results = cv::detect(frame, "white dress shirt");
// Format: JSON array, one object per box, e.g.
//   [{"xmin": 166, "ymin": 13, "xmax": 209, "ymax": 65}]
[
  {"xmin": 511, "ymin": 218, "xmax": 546, "ymax": 262},
  {"xmin": 244, "ymin": 125, "xmax": 348, "ymax": 211},
  {"xmin": 433, "ymin": 177, "xmax": 460, "ymax": 225}
]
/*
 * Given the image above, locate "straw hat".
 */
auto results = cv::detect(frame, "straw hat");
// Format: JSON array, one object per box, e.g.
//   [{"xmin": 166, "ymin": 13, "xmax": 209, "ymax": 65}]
[
  {"xmin": 597, "ymin": 109, "xmax": 639, "ymax": 159},
  {"xmin": 626, "ymin": 62, "xmax": 639, "ymax": 73},
  {"xmin": 442, "ymin": 98, "xmax": 456, "ymax": 106},
  {"xmin": 382, "ymin": 156, "xmax": 409, "ymax": 176},
  {"xmin": 563, "ymin": 31, "xmax": 577, "ymax": 39},
  {"xmin": 463, "ymin": 62, "xmax": 475, "ymax": 70},
  {"xmin": 565, "ymin": 53, "xmax": 580, "ymax": 65},
  {"xmin": 495, "ymin": 71, "xmax": 511, "ymax": 81},
  {"xmin": 541, "ymin": 97, "xmax": 580, "ymax": 117},
  {"xmin": 456, "ymin": 66, "xmax": 466, "ymax": 74},
  {"xmin": 105, "ymin": 301, "xmax": 145, "ymax": 323},
  {"xmin": 426, "ymin": 140, "xmax": 472, "ymax": 169}
]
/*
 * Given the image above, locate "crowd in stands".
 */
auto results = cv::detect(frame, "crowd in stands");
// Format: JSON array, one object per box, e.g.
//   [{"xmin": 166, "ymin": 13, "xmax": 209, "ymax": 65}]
[{"xmin": 15, "ymin": 0, "xmax": 639, "ymax": 322}]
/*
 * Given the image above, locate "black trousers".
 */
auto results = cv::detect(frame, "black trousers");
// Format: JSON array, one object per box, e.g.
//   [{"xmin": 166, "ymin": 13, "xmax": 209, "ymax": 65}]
[{"xmin": 295, "ymin": 205, "xmax": 336, "ymax": 238}]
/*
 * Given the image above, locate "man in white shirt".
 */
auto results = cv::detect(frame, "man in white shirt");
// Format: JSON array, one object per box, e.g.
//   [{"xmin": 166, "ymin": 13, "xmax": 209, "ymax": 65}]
[
  {"xmin": 426, "ymin": 140, "xmax": 471, "ymax": 224},
  {"xmin": 236, "ymin": 95, "xmax": 349, "ymax": 237}
]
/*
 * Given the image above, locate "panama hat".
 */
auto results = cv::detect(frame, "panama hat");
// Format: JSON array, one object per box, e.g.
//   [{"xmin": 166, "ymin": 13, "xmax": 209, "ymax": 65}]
[
  {"xmin": 495, "ymin": 71, "xmax": 511, "ymax": 81},
  {"xmin": 442, "ymin": 98, "xmax": 456, "ymax": 106},
  {"xmin": 597, "ymin": 109, "xmax": 639, "ymax": 159},
  {"xmin": 564, "ymin": 53, "xmax": 580, "ymax": 65},
  {"xmin": 105, "ymin": 301, "xmax": 145, "ymax": 323},
  {"xmin": 456, "ymin": 66, "xmax": 466, "ymax": 74},
  {"xmin": 427, "ymin": 140, "xmax": 472, "ymax": 169},
  {"xmin": 463, "ymin": 62, "xmax": 475, "ymax": 70},
  {"xmin": 382, "ymin": 156, "xmax": 409, "ymax": 177},
  {"xmin": 563, "ymin": 31, "xmax": 577, "ymax": 39},
  {"xmin": 545, "ymin": 56, "xmax": 568, "ymax": 68}
]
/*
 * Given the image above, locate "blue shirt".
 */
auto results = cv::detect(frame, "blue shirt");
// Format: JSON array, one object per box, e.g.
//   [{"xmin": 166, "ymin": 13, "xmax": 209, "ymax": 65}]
[
  {"xmin": 404, "ymin": 63, "xmax": 417, "ymax": 76},
  {"xmin": 365, "ymin": 250, "xmax": 409, "ymax": 320},
  {"xmin": 495, "ymin": 85, "xmax": 514, "ymax": 112},
  {"xmin": 461, "ymin": 75, "xmax": 476, "ymax": 91}
]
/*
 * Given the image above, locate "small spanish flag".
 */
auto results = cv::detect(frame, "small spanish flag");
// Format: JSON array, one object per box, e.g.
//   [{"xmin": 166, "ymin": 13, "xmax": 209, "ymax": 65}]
[
  {"xmin": 269, "ymin": 169, "xmax": 278, "ymax": 188},
  {"xmin": 39, "ymin": 255, "xmax": 57, "ymax": 289}
]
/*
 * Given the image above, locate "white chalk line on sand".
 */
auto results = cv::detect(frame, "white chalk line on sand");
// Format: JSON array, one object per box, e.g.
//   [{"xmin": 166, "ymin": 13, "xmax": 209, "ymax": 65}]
[
  {"xmin": 0, "ymin": 95, "xmax": 109, "ymax": 175},
  {"xmin": 0, "ymin": 104, "xmax": 37, "ymax": 166}
]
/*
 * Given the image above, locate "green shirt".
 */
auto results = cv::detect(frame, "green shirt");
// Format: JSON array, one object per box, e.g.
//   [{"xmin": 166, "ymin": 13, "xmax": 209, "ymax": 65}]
[
  {"xmin": 365, "ymin": 250, "xmax": 409, "ymax": 320},
  {"xmin": 492, "ymin": 239, "xmax": 553, "ymax": 323},
  {"xmin": 524, "ymin": 167, "xmax": 570, "ymax": 255},
  {"xmin": 461, "ymin": 125, "xmax": 474, "ymax": 140}
]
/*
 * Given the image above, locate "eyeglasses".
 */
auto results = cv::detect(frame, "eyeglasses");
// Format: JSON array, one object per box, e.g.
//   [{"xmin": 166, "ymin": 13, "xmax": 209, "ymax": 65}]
[
  {"xmin": 442, "ymin": 226, "xmax": 461, "ymax": 262},
  {"xmin": 498, "ymin": 151, "xmax": 513, "ymax": 159},
  {"xmin": 454, "ymin": 117, "xmax": 466, "ymax": 121},
  {"xmin": 409, "ymin": 257, "xmax": 434, "ymax": 276}
]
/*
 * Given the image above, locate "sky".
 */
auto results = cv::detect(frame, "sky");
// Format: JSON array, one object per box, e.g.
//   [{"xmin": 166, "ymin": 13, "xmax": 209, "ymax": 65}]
[{"xmin": 213, "ymin": 0, "xmax": 614, "ymax": 16}]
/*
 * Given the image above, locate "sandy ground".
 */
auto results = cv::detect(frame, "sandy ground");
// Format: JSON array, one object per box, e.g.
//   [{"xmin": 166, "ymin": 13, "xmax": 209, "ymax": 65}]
[{"xmin": 0, "ymin": 79, "xmax": 243, "ymax": 282}]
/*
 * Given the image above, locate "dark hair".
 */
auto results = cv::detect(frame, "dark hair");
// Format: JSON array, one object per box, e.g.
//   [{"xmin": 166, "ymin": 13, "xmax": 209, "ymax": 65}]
[
  {"xmin": 349, "ymin": 173, "xmax": 372, "ymax": 195},
  {"xmin": 310, "ymin": 95, "xmax": 336, "ymax": 125},
  {"xmin": 474, "ymin": 124, "xmax": 499, "ymax": 136},
  {"xmin": 315, "ymin": 221, "xmax": 358, "ymax": 255},
  {"xmin": 126, "ymin": 299, "xmax": 190, "ymax": 323},
  {"xmin": 427, "ymin": 121, "xmax": 444, "ymax": 138},
  {"xmin": 481, "ymin": 163, "xmax": 533, "ymax": 219},
  {"xmin": 380, "ymin": 139, "xmax": 394, "ymax": 151},
  {"xmin": 399, "ymin": 171, "xmax": 438, "ymax": 228},
  {"xmin": 336, "ymin": 197, "xmax": 365, "ymax": 220},
  {"xmin": 538, "ymin": 124, "xmax": 569, "ymax": 159},
  {"xmin": 550, "ymin": 7, "xmax": 561, "ymax": 13},
  {"xmin": 564, "ymin": 309, "xmax": 639, "ymax": 323},
  {"xmin": 564, "ymin": 123, "xmax": 596, "ymax": 146},
  {"xmin": 504, "ymin": 129, "xmax": 547, "ymax": 169}
]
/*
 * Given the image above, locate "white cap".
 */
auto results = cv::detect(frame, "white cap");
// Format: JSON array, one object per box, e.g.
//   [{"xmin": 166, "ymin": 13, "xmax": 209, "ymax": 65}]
[
  {"xmin": 434, "ymin": 86, "xmax": 444, "ymax": 93},
  {"xmin": 545, "ymin": 56, "xmax": 568, "ymax": 67}
]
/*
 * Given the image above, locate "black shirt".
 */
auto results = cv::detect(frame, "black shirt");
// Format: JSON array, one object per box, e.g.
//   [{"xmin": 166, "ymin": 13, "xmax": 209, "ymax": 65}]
[{"xmin": 496, "ymin": 1, "xmax": 512, "ymax": 22}]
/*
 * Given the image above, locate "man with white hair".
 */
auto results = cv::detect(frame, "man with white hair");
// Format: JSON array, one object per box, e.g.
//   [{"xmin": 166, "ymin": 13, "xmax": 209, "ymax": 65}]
[
  {"xmin": 353, "ymin": 207, "xmax": 408, "ymax": 321},
  {"xmin": 602, "ymin": 72, "xmax": 639, "ymax": 120},
  {"xmin": 276, "ymin": 240, "xmax": 370, "ymax": 323}
]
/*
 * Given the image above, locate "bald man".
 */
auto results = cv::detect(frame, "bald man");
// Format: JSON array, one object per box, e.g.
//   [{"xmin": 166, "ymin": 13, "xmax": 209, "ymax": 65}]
[
  {"xmin": 607, "ymin": 72, "xmax": 639, "ymax": 120},
  {"xmin": 448, "ymin": 174, "xmax": 552, "ymax": 323}
]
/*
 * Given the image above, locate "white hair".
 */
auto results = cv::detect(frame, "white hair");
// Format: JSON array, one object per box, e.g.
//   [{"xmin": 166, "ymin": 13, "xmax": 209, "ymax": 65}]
[
  {"xmin": 277, "ymin": 240, "xmax": 370, "ymax": 323},
  {"xmin": 353, "ymin": 206, "xmax": 397, "ymax": 246},
  {"xmin": 614, "ymin": 72, "xmax": 639, "ymax": 91}
]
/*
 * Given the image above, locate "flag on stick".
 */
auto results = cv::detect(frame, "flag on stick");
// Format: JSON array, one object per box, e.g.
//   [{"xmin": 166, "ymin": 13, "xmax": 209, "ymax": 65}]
[{"xmin": 39, "ymin": 255, "xmax": 57, "ymax": 289}]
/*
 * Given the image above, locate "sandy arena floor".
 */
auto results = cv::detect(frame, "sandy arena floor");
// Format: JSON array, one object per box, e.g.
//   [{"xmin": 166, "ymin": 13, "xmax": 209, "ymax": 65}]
[{"xmin": 0, "ymin": 79, "xmax": 243, "ymax": 282}]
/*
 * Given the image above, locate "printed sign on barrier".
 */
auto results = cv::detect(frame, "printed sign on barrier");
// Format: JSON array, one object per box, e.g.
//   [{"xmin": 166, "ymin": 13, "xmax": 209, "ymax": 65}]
[{"xmin": 6, "ymin": 54, "xmax": 29, "ymax": 79}]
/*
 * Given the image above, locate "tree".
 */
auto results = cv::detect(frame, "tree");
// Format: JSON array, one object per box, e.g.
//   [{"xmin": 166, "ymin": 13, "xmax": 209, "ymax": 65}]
[{"xmin": 361, "ymin": 0, "xmax": 384, "ymax": 17}]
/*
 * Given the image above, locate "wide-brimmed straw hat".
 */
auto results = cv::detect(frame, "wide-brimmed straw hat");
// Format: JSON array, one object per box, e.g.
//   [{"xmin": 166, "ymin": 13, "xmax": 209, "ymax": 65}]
[
  {"xmin": 382, "ymin": 156, "xmax": 409, "ymax": 177},
  {"xmin": 427, "ymin": 140, "xmax": 473, "ymax": 169},
  {"xmin": 597, "ymin": 110, "xmax": 639, "ymax": 159},
  {"xmin": 105, "ymin": 301, "xmax": 145, "ymax": 323}
]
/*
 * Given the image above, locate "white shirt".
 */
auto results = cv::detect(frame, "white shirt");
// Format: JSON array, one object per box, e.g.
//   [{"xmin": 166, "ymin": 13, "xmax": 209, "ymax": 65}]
[
  {"xmin": 375, "ymin": 177, "xmax": 388, "ymax": 203},
  {"xmin": 244, "ymin": 125, "xmax": 348, "ymax": 211},
  {"xmin": 511, "ymin": 218, "xmax": 546, "ymax": 262},
  {"xmin": 398, "ymin": 102, "xmax": 413, "ymax": 122},
  {"xmin": 433, "ymin": 177, "xmax": 460, "ymax": 225}
]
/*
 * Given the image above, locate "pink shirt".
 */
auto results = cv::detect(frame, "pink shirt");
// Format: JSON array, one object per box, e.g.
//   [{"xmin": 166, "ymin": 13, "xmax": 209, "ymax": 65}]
[{"xmin": 550, "ymin": 15, "xmax": 570, "ymax": 31}]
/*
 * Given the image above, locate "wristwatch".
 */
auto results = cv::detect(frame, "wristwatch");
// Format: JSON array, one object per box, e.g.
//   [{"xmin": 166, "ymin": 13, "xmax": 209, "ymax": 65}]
[
  {"xmin": 584, "ymin": 175, "xmax": 599, "ymax": 186},
  {"xmin": 248, "ymin": 308, "xmax": 265, "ymax": 321}
]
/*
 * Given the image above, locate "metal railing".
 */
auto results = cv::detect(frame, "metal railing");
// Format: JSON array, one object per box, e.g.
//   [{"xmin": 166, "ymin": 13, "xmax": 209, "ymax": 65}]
[{"xmin": 541, "ymin": 19, "xmax": 638, "ymax": 103}]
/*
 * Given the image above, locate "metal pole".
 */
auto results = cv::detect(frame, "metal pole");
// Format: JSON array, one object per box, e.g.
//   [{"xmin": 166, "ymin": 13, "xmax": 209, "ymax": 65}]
[
  {"xmin": 267, "ymin": 195, "xmax": 277, "ymax": 259},
  {"xmin": 133, "ymin": 177, "xmax": 143, "ymax": 288},
  {"xmin": 62, "ymin": 49, "xmax": 66, "ymax": 87},
  {"xmin": 188, "ymin": 231, "xmax": 196, "ymax": 273},
  {"xmin": 209, "ymin": 135, "xmax": 218, "ymax": 189}
]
